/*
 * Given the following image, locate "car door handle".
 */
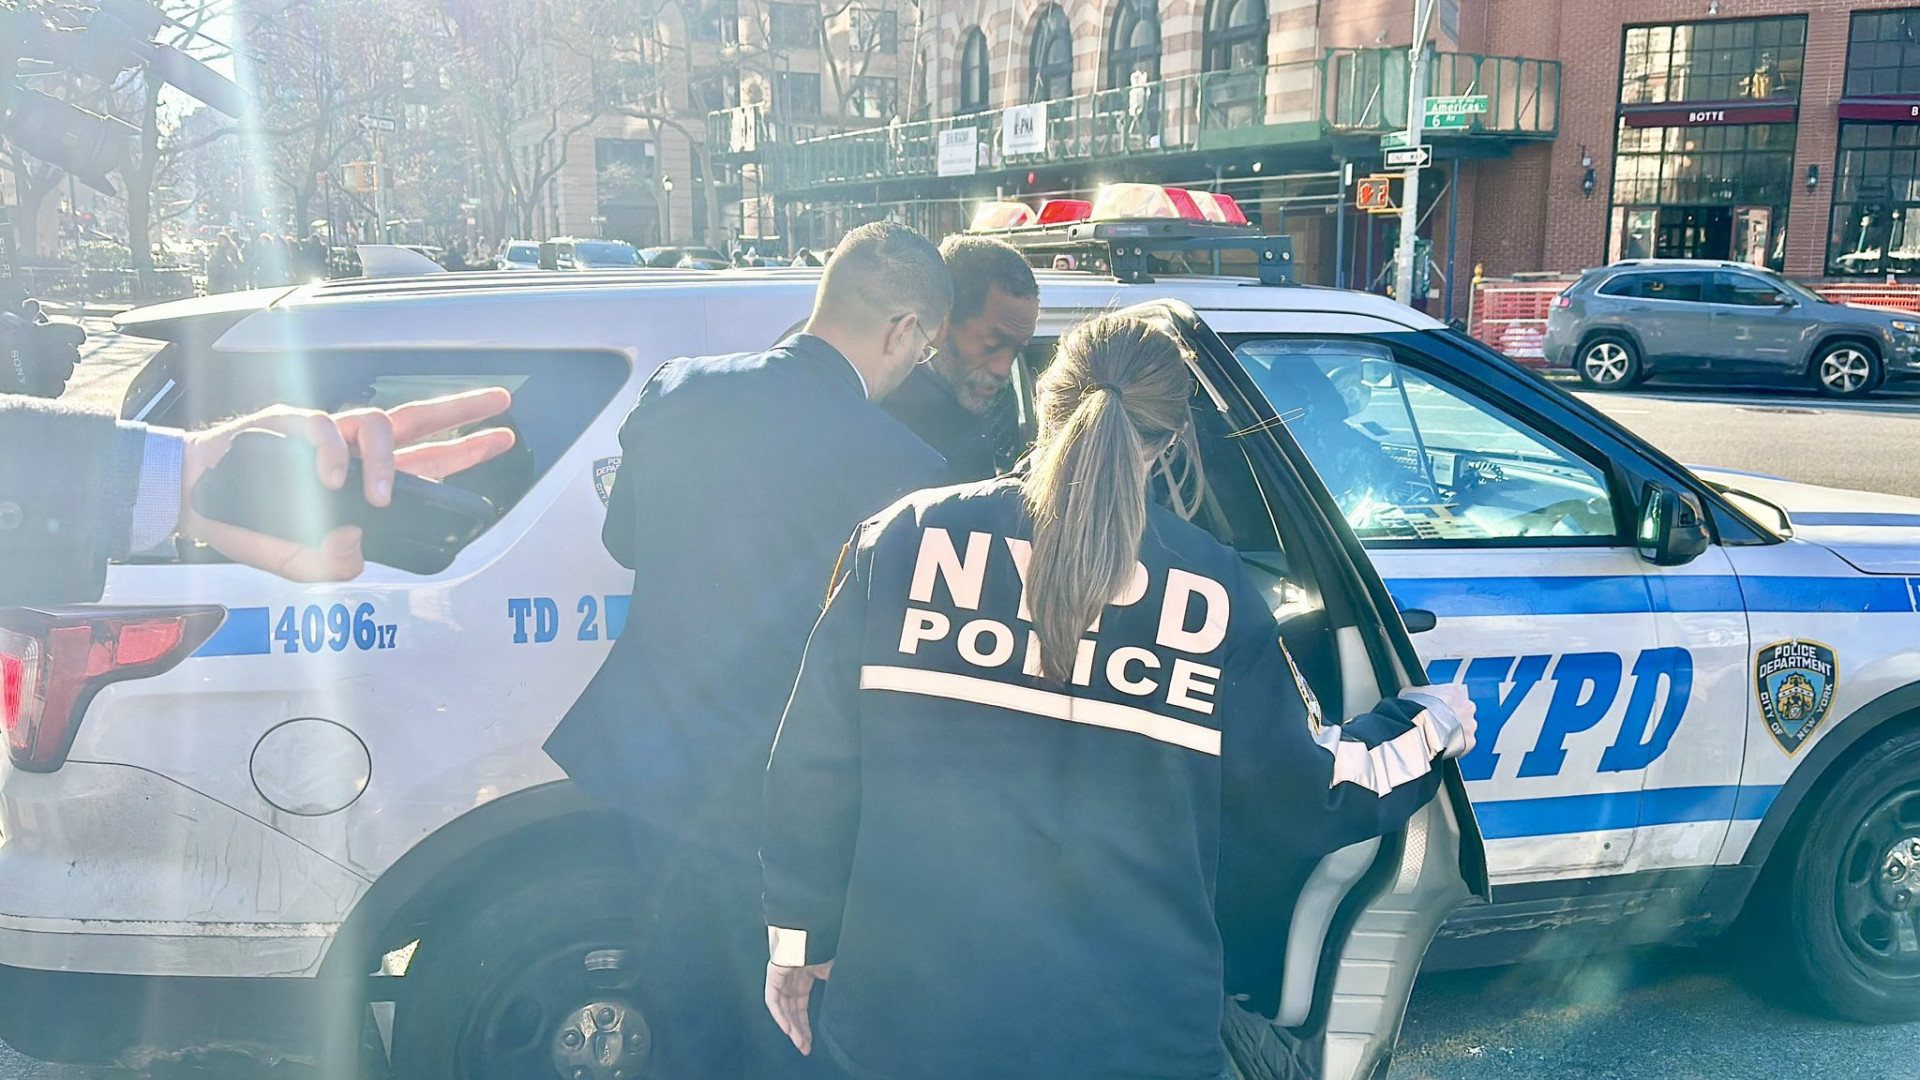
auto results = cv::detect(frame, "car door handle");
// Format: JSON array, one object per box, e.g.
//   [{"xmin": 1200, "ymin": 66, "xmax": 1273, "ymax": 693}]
[{"xmin": 1625, "ymin": 305, "xmax": 1652, "ymax": 313}]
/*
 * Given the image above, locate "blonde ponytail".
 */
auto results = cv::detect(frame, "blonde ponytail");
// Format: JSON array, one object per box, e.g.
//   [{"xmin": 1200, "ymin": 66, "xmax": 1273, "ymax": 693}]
[{"xmin": 1021, "ymin": 315, "xmax": 1197, "ymax": 682}]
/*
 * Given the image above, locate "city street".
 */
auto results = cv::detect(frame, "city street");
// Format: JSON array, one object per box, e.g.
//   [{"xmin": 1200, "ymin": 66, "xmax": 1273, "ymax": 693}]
[{"xmin": 8, "ymin": 328, "xmax": 1920, "ymax": 1077}]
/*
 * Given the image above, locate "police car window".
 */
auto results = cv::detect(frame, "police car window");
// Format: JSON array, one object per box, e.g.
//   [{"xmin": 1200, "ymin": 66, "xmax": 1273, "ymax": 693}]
[
  {"xmin": 1230, "ymin": 338, "xmax": 1616, "ymax": 545},
  {"xmin": 136, "ymin": 347, "xmax": 628, "ymax": 558}
]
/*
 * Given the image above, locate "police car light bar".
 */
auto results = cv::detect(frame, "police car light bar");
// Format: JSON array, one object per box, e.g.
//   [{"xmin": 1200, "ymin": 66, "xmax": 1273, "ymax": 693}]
[{"xmin": 966, "ymin": 183, "xmax": 1291, "ymax": 286}]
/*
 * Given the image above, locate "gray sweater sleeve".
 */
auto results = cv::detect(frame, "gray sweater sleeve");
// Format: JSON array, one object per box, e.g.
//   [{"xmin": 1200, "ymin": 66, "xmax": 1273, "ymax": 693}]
[{"xmin": 0, "ymin": 395, "xmax": 147, "ymax": 605}]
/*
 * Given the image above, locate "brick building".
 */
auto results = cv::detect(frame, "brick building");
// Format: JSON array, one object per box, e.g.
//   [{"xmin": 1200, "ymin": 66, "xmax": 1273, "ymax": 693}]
[{"xmin": 707, "ymin": 0, "xmax": 1920, "ymax": 313}]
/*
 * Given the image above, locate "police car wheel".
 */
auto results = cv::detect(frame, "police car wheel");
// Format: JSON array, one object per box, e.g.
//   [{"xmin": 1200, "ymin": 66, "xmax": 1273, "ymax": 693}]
[
  {"xmin": 1782, "ymin": 733, "xmax": 1920, "ymax": 1022},
  {"xmin": 1813, "ymin": 342, "xmax": 1883, "ymax": 398},
  {"xmin": 1576, "ymin": 336, "xmax": 1640, "ymax": 390},
  {"xmin": 390, "ymin": 866, "xmax": 651, "ymax": 1079}
]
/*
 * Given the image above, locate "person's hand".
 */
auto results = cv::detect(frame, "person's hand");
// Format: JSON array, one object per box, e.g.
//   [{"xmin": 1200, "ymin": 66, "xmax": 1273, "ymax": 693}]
[
  {"xmin": 178, "ymin": 388, "xmax": 516, "ymax": 581},
  {"xmin": 1416, "ymin": 682, "xmax": 1478, "ymax": 761},
  {"xmin": 765, "ymin": 959, "xmax": 832, "ymax": 1055}
]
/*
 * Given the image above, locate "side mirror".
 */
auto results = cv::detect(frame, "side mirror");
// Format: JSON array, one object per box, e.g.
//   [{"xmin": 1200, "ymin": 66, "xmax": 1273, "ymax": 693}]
[
  {"xmin": 1637, "ymin": 483, "xmax": 1710, "ymax": 567},
  {"xmin": 1773, "ymin": 293, "xmax": 1797, "ymax": 307}
]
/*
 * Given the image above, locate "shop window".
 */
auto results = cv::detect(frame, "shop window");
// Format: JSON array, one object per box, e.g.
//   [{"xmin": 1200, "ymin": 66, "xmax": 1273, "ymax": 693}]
[
  {"xmin": 1204, "ymin": 0, "xmax": 1266, "ymax": 73},
  {"xmin": 1846, "ymin": 9, "xmax": 1920, "ymax": 98},
  {"xmin": 1827, "ymin": 122, "xmax": 1920, "ymax": 276},
  {"xmin": 1105, "ymin": 0, "xmax": 1161, "ymax": 89},
  {"xmin": 1029, "ymin": 5, "xmax": 1073, "ymax": 102},
  {"xmin": 960, "ymin": 27, "xmax": 990, "ymax": 112},
  {"xmin": 1620, "ymin": 17, "xmax": 1805, "ymax": 106},
  {"xmin": 693, "ymin": 0, "xmax": 740, "ymax": 45}
]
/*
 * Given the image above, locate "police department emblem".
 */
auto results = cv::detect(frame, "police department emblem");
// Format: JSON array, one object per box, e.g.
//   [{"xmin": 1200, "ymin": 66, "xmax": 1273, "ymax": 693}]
[
  {"xmin": 592, "ymin": 456, "xmax": 621, "ymax": 508},
  {"xmin": 1756, "ymin": 639, "xmax": 1838, "ymax": 756}
]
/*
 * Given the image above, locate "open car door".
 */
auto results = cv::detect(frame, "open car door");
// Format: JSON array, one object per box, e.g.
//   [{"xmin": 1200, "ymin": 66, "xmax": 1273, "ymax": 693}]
[{"xmin": 1105, "ymin": 301, "xmax": 1489, "ymax": 1080}]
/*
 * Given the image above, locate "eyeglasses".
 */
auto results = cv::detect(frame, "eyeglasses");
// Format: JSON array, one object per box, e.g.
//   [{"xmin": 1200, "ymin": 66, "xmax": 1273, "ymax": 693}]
[{"xmin": 892, "ymin": 312, "xmax": 939, "ymax": 365}]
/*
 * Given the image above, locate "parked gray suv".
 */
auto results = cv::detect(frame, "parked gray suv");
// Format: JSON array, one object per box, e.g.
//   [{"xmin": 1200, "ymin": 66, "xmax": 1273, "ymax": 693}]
[{"xmin": 1543, "ymin": 259, "xmax": 1920, "ymax": 397}]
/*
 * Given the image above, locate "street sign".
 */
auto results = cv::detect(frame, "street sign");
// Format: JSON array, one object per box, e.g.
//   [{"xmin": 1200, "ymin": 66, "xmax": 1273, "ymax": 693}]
[
  {"xmin": 1381, "ymin": 130, "xmax": 1410, "ymax": 150},
  {"xmin": 1423, "ymin": 112, "xmax": 1471, "ymax": 130},
  {"xmin": 358, "ymin": 115, "xmax": 397, "ymax": 133},
  {"xmin": 1355, "ymin": 176, "xmax": 1394, "ymax": 211},
  {"xmin": 1385, "ymin": 145, "xmax": 1433, "ymax": 170},
  {"xmin": 1424, "ymin": 94, "xmax": 1489, "ymax": 117}
]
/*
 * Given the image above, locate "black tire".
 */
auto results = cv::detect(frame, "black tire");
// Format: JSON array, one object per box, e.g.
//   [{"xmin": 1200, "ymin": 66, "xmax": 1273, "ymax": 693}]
[
  {"xmin": 1812, "ymin": 340, "xmax": 1884, "ymax": 398},
  {"xmin": 389, "ymin": 864, "xmax": 653, "ymax": 1080},
  {"xmin": 1774, "ymin": 730, "xmax": 1920, "ymax": 1022},
  {"xmin": 1575, "ymin": 335, "xmax": 1641, "ymax": 391}
]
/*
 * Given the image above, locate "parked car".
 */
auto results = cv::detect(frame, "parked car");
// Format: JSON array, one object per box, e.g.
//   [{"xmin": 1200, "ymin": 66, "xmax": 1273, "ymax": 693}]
[
  {"xmin": 495, "ymin": 239, "xmax": 540, "ymax": 271},
  {"xmin": 540, "ymin": 237, "xmax": 642, "ymax": 270},
  {"xmin": 1544, "ymin": 258, "xmax": 1920, "ymax": 397},
  {"xmin": 636, "ymin": 245, "xmax": 728, "ymax": 268}
]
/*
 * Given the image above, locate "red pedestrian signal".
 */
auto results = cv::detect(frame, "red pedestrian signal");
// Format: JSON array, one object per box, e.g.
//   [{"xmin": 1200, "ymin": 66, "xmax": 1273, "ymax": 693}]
[{"xmin": 1356, "ymin": 177, "xmax": 1394, "ymax": 212}]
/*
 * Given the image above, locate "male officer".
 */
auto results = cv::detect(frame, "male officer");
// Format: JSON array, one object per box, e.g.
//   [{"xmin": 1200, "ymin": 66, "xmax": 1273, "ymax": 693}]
[
  {"xmin": 544, "ymin": 222, "xmax": 950, "ymax": 1079},
  {"xmin": 882, "ymin": 235, "xmax": 1039, "ymax": 482}
]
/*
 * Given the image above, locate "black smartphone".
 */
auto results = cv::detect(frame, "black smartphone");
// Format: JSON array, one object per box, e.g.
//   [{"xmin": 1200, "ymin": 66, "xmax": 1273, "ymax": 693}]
[{"xmin": 189, "ymin": 428, "xmax": 498, "ymax": 575}]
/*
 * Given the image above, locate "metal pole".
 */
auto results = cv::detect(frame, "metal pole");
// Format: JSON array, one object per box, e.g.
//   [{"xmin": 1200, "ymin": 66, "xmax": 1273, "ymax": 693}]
[
  {"xmin": 374, "ymin": 131, "xmax": 389, "ymax": 244},
  {"xmin": 1445, "ymin": 158, "xmax": 1459, "ymax": 321},
  {"xmin": 1335, "ymin": 159, "xmax": 1348, "ymax": 289},
  {"xmin": 1394, "ymin": 0, "xmax": 1434, "ymax": 307}
]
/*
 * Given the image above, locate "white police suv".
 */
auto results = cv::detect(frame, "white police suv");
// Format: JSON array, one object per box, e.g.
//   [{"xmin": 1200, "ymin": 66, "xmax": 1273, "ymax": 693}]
[{"xmin": 0, "ymin": 190, "xmax": 1912, "ymax": 1078}]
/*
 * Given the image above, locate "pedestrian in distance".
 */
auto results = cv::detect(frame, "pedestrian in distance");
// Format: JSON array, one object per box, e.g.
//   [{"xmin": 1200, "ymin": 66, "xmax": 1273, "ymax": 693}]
[
  {"xmin": 544, "ymin": 222, "xmax": 952, "ymax": 1079},
  {"xmin": 761, "ymin": 312, "xmax": 1479, "ymax": 1080},
  {"xmin": 206, "ymin": 233, "xmax": 240, "ymax": 294}
]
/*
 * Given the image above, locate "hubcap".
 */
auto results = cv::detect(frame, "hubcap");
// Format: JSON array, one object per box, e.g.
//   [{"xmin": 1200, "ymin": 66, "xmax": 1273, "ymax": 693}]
[
  {"xmin": 1821, "ymin": 348, "xmax": 1872, "ymax": 393},
  {"xmin": 551, "ymin": 998, "xmax": 651, "ymax": 1080},
  {"xmin": 1838, "ymin": 792, "xmax": 1920, "ymax": 976},
  {"xmin": 1583, "ymin": 342, "xmax": 1630, "ymax": 385}
]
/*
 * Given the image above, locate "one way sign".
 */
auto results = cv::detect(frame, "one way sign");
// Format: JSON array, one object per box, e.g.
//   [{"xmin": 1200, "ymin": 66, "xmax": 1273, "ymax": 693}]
[{"xmin": 1385, "ymin": 145, "xmax": 1433, "ymax": 170}]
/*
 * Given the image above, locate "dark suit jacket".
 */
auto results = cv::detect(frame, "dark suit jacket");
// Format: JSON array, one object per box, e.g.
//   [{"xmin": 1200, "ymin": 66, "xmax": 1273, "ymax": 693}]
[
  {"xmin": 0, "ymin": 396, "xmax": 144, "ymax": 606},
  {"xmin": 543, "ymin": 335, "xmax": 945, "ymax": 850}
]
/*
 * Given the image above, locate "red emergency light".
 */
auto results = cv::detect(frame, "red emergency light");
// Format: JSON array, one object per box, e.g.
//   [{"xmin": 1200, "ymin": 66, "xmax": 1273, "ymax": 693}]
[
  {"xmin": 968, "ymin": 201, "xmax": 1038, "ymax": 232},
  {"xmin": 1089, "ymin": 183, "xmax": 1250, "ymax": 225},
  {"xmin": 1036, "ymin": 199, "xmax": 1092, "ymax": 225}
]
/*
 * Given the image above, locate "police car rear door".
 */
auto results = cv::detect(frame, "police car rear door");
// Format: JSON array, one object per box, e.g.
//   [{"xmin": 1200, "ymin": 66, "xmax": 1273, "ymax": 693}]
[
  {"xmin": 1220, "ymin": 326, "xmax": 1753, "ymax": 920},
  {"xmin": 1123, "ymin": 301, "xmax": 1486, "ymax": 1080}
]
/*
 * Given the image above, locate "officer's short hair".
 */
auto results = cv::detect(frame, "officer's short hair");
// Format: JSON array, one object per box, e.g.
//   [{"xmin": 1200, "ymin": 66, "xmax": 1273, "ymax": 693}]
[
  {"xmin": 816, "ymin": 222, "xmax": 952, "ymax": 331},
  {"xmin": 939, "ymin": 235, "xmax": 1038, "ymax": 326}
]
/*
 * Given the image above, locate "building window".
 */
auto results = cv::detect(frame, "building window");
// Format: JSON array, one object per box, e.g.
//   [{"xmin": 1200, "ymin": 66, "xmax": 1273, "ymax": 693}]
[
  {"xmin": 691, "ymin": 69, "xmax": 741, "ymax": 113},
  {"xmin": 1620, "ymin": 17, "xmax": 1805, "ymax": 106},
  {"xmin": 775, "ymin": 70, "xmax": 822, "ymax": 118},
  {"xmin": 1846, "ymin": 8, "xmax": 1920, "ymax": 98},
  {"xmin": 593, "ymin": 58, "xmax": 654, "ymax": 109},
  {"xmin": 1828, "ymin": 124, "xmax": 1920, "ymax": 276},
  {"xmin": 596, "ymin": 138, "xmax": 657, "ymax": 244},
  {"xmin": 692, "ymin": 0, "xmax": 740, "ymax": 45},
  {"xmin": 1105, "ymin": 0, "xmax": 1161, "ymax": 89},
  {"xmin": 769, "ymin": 4, "xmax": 818, "ymax": 49},
  {"xmin": 846, "ymin": 75, "xmax": 898, "ymax": 119},
  {"xmin": 1203, "ymin": 0, "xmax": 1265, "ymax": 73},
  {"xmin": 851, "ymin": 7, "xmax": 898, "ymax": 54},
  {"xmin": 1608, "ymin": 123, "xmax": 1795, "ymax": 269},
  {"xmin": 960, "ymin": 27, "xmax": 990, "ymax": 112},
  {"xmin": 1029, "ymin": 5, "xmax": 1073, "ymax": 102}
]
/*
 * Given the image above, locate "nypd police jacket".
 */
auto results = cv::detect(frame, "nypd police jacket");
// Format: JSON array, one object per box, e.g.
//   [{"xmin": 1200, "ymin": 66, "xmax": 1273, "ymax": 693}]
[
  {"xmin": 0, "ymin": 396, "xmax": 148, "ymax": 605},
  {"xmin": 762, "ymin": 479, "xmax": 1468, "ymax": 1080}
]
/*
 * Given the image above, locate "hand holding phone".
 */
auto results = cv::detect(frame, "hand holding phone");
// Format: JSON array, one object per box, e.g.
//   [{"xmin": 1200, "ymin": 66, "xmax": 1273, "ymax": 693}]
[{"xmin": 176, "ymin": 391, "xmax": 517, "ymax": 581}]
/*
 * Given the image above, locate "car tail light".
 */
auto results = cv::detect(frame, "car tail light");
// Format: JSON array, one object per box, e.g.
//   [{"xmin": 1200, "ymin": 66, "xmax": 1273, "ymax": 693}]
[
  {"xmin": 968, "ymin": 201, "xmax": 1037, "ymax": 232},
  {"xmin": 1553, "ymin": 294, "xmax": 1572, "ymax": 309},
  {"xmin": 0, "ymin": 607, "xmax": 223, "ymax": 772},
  {"xmin": 1036, "ymin": 199, "xmax": 1092, "ymax": 225}
]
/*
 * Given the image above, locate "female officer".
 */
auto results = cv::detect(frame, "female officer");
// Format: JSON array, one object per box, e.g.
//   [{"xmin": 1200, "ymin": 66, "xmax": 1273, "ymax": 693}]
[{"xmin": 760, "ymin": 313, "xmax": 1477, "ymax": 1080}]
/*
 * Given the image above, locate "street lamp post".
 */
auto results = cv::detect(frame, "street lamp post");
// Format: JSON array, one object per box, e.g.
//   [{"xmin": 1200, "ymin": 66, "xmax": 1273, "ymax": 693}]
[{"xmin": 662, "ymin": 176, "xmax": 674, "ymax": 245}]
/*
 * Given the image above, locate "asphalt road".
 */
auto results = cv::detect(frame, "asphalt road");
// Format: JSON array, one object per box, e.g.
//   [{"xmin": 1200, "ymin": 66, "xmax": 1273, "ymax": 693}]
[{"xmin": 10, "ymin": 336, "xmax": 1920, "ymax": 1078}]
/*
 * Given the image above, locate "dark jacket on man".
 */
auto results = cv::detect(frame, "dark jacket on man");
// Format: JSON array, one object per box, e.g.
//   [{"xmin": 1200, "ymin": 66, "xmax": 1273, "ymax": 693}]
[
  {"xmin": 763, "ymin": 479, "xmax": 1454, "ymax": 1080},
  {"xmin": 0, "ymin": 397, "xmax": 148, "ymax": 605},
  {"xmin": 544, "ymin": 334, "xmax": 946, "ymax": 849},
  {"xmin": 879, "ymin": 364, "xmax": 1010, "ymax": 484}
]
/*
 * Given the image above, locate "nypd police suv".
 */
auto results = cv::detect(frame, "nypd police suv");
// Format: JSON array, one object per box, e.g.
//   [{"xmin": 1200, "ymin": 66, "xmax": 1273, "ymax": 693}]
[{"xmin": 2, "ymin": 188, "xmax": 1918, "ymax": 1076}]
